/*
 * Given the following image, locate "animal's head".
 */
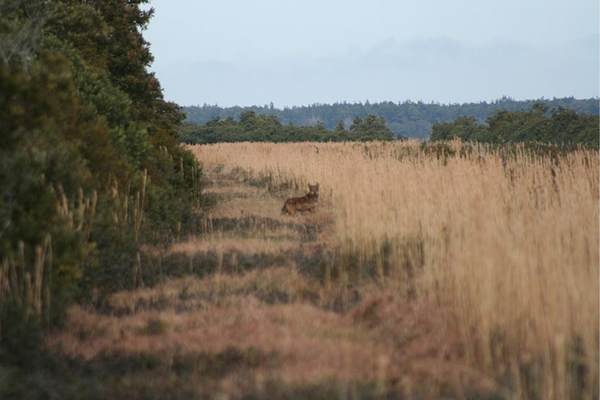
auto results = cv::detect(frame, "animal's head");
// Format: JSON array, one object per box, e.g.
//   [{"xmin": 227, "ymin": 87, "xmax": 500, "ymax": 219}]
[{"xmin": 308, "ymin": 183, "xmax": 319, "ymax": 197}]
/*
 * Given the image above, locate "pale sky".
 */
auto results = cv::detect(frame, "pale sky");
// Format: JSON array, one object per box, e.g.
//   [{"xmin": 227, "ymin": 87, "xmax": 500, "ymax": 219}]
[{"xmin": 145, "ymin": 0, "xmax": 599, "ymax": 107}]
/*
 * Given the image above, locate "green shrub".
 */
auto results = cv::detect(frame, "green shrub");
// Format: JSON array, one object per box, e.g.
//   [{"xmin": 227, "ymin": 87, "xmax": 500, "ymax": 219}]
[
  {"xmin": 0, "ymin": 0, "xmax": 201, "ymax": 363},
  {"xmin": 431, "ymin": 104, "xmax": 599, "ymax": 148}
]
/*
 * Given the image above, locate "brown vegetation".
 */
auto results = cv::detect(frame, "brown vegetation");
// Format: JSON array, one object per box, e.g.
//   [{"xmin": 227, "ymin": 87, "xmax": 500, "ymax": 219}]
[
  {"xmin": 188, "ymin": 140, "xmax": 599, "ymax": 399},
  {"xmin": 41, "ymin": 140, "xmax": 598, "ymax": 399}
]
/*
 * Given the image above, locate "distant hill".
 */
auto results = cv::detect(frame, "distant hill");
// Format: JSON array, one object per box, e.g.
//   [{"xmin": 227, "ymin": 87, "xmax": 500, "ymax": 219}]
[{"xmin": 183, "ymin": 97, "xmax": 599, "ymax": 139}]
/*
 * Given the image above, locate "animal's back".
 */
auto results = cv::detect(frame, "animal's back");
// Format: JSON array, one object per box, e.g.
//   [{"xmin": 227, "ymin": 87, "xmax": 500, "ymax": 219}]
[
  {"xmin": 282, "ymin": 185, "xmax": 319, "ymax": 215},
  {"xmin": 282, "ymin": 183, "xmax": 319, "ymax": 215}
]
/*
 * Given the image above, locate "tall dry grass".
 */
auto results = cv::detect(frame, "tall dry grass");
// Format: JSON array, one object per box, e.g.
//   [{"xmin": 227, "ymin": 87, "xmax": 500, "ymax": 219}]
[{"xmin": 190, "ymin": 140, "xmax": 599, "ymax": 399}]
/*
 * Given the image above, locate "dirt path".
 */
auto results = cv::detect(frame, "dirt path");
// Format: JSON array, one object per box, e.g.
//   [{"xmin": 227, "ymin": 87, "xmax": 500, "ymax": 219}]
[
  {"xmin": 45, "ymin": 165, "xmax": 502, "ymax": 399},
  {"xmin": 176, "ymin": 165, "xmax": 335, "ymax": 271}
]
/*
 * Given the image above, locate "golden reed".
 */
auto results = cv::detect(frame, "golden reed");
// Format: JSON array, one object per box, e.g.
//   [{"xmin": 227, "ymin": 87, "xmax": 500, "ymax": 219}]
[{"xmin": 190, "ymin": 140, "xmax": 599, "ymax": 399}]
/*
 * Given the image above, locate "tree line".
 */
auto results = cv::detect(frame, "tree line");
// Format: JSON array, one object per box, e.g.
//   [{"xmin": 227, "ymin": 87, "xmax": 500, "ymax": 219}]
[
  {"xmin": 183, "ymin": 97, "xmax": 599, "ymax": 139},
  {"xmin": 181, "ymin": 105, "xmax": 598, "ymax": 148},
  {"xmin": 0, "ymin": 0, "xmax": 199, "ymax": 369},
  {"xmin": 180, "ymin": 111, "xmax": 396, "ymax": 143},
  {"xmin": 431, "ymin": 104, "xmax": 599, "ymax": 148}
]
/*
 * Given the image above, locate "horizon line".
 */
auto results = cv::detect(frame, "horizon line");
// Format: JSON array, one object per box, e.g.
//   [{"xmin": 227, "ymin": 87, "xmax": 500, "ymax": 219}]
[{"xmin": 181, "ymin": 95, "xmax": 599, "ymax": 110}]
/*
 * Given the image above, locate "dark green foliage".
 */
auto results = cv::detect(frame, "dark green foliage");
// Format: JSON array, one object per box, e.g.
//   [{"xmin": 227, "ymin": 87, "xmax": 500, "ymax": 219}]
[
  {"xmin": 0, "ymin": 304, "xmax": 43, "ymax": 367},
  {"xmin": 430, "ymin": 116, "xmax": 486, "ymax": 142},
  {"xmin": 430, "ymin": 104, "xmax": 599, "ymax": 148},
  {"xmin": 180, "ymin": 112, "xmax": 395, "ymax": 144},
  {"xmin": 348, "ymin": 115, "xmax": 395, "ymax": 141},
  {"xmin": 183, "ymin": 97, "xmax": 599, "ymax": 139},
  {"xmin": 0, "ymin": 0, "xmax": 200, "ymax": 361}
]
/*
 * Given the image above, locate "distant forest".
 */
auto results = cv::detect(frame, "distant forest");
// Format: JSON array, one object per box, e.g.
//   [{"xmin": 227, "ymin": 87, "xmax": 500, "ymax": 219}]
[
  {"xmin": 183, "ymin": 97, "xmax": 599, "ymax": 139},
  {"xmin": 180, "ymin": 112, "xmax": 394, "ymax": 144}
]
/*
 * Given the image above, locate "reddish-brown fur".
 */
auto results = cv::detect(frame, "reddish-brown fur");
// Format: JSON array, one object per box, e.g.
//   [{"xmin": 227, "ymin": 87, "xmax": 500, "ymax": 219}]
[{"xmin": 282, "ymin": 184, "xmax": 319, "ymax": 215}]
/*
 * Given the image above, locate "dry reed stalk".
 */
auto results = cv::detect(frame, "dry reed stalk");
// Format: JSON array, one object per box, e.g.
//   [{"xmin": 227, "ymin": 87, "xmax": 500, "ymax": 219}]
[
  {"xmin": 1, "ymin": 177, "xmax": 105, "ymax": 332},
  {"xmin": 133, "ymin": 251, "xmax": 144, "ymax": 289},
  {"xmin": 55, "ymin": 185, "xmax": 98, "ymax": 240},
  {"xmin": 189, "ymin": 141, "xmax": 599, "ymax": 399},
  {"xmin": 0, "ymin": 235, "xmax": 53, "ymax": 331}
]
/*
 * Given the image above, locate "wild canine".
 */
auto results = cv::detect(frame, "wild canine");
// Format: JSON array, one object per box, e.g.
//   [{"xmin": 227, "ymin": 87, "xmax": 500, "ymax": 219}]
[{"xmin": 282, "ymin": 183, "xmax": 319, "ymax": 215}]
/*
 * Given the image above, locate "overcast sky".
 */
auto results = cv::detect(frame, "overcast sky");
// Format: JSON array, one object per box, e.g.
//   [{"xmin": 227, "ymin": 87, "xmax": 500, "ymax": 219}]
[{"xmin": 145, "ymin": 0, "xmax": 599, "ymax": 107}]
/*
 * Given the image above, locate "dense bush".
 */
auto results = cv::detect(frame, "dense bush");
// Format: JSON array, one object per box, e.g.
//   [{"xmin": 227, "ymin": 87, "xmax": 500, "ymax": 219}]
[
  {"xmin": 180, "ymin": 111, "xmax": 396, "ymax": 143},
  {"xmin": 430, "ymin": 104, "xmax": 599, "ymax": 148},
  {"xmin": 0, "ymin": 0, "xmax": 200, "ymax": 352}
]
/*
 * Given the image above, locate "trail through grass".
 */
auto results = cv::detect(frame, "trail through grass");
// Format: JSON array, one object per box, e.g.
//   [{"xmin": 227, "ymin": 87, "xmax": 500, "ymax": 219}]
[{"xmin": 42, "ymin": 163, "xmax": 506, "ymax": 399}]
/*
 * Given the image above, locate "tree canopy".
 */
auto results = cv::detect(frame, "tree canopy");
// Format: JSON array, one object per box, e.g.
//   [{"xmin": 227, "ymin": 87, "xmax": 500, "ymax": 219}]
[
  {"xmin": 0, "ymin": 0, "xmax": 199, "ymax": 351},
  {"xmin": 430, "ymin": 104, "xmax": 599, "ymax": 148},
  {"xmin": 183, "ymin": 97, "xmax": 599, "ymax": 139},
  {"xmin": 180, "ymin": 112, "xmax": 396, "ymax": 144}
]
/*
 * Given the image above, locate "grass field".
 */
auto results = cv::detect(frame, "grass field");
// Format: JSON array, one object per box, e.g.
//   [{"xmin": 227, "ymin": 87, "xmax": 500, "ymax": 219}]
[
  {"xmin": 189, "ymin": 140, "xmax": 599, "ymax": 398},
  {"xmin": 37, "ymin": 140, "xmax": 598, "ymax": 399}
]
